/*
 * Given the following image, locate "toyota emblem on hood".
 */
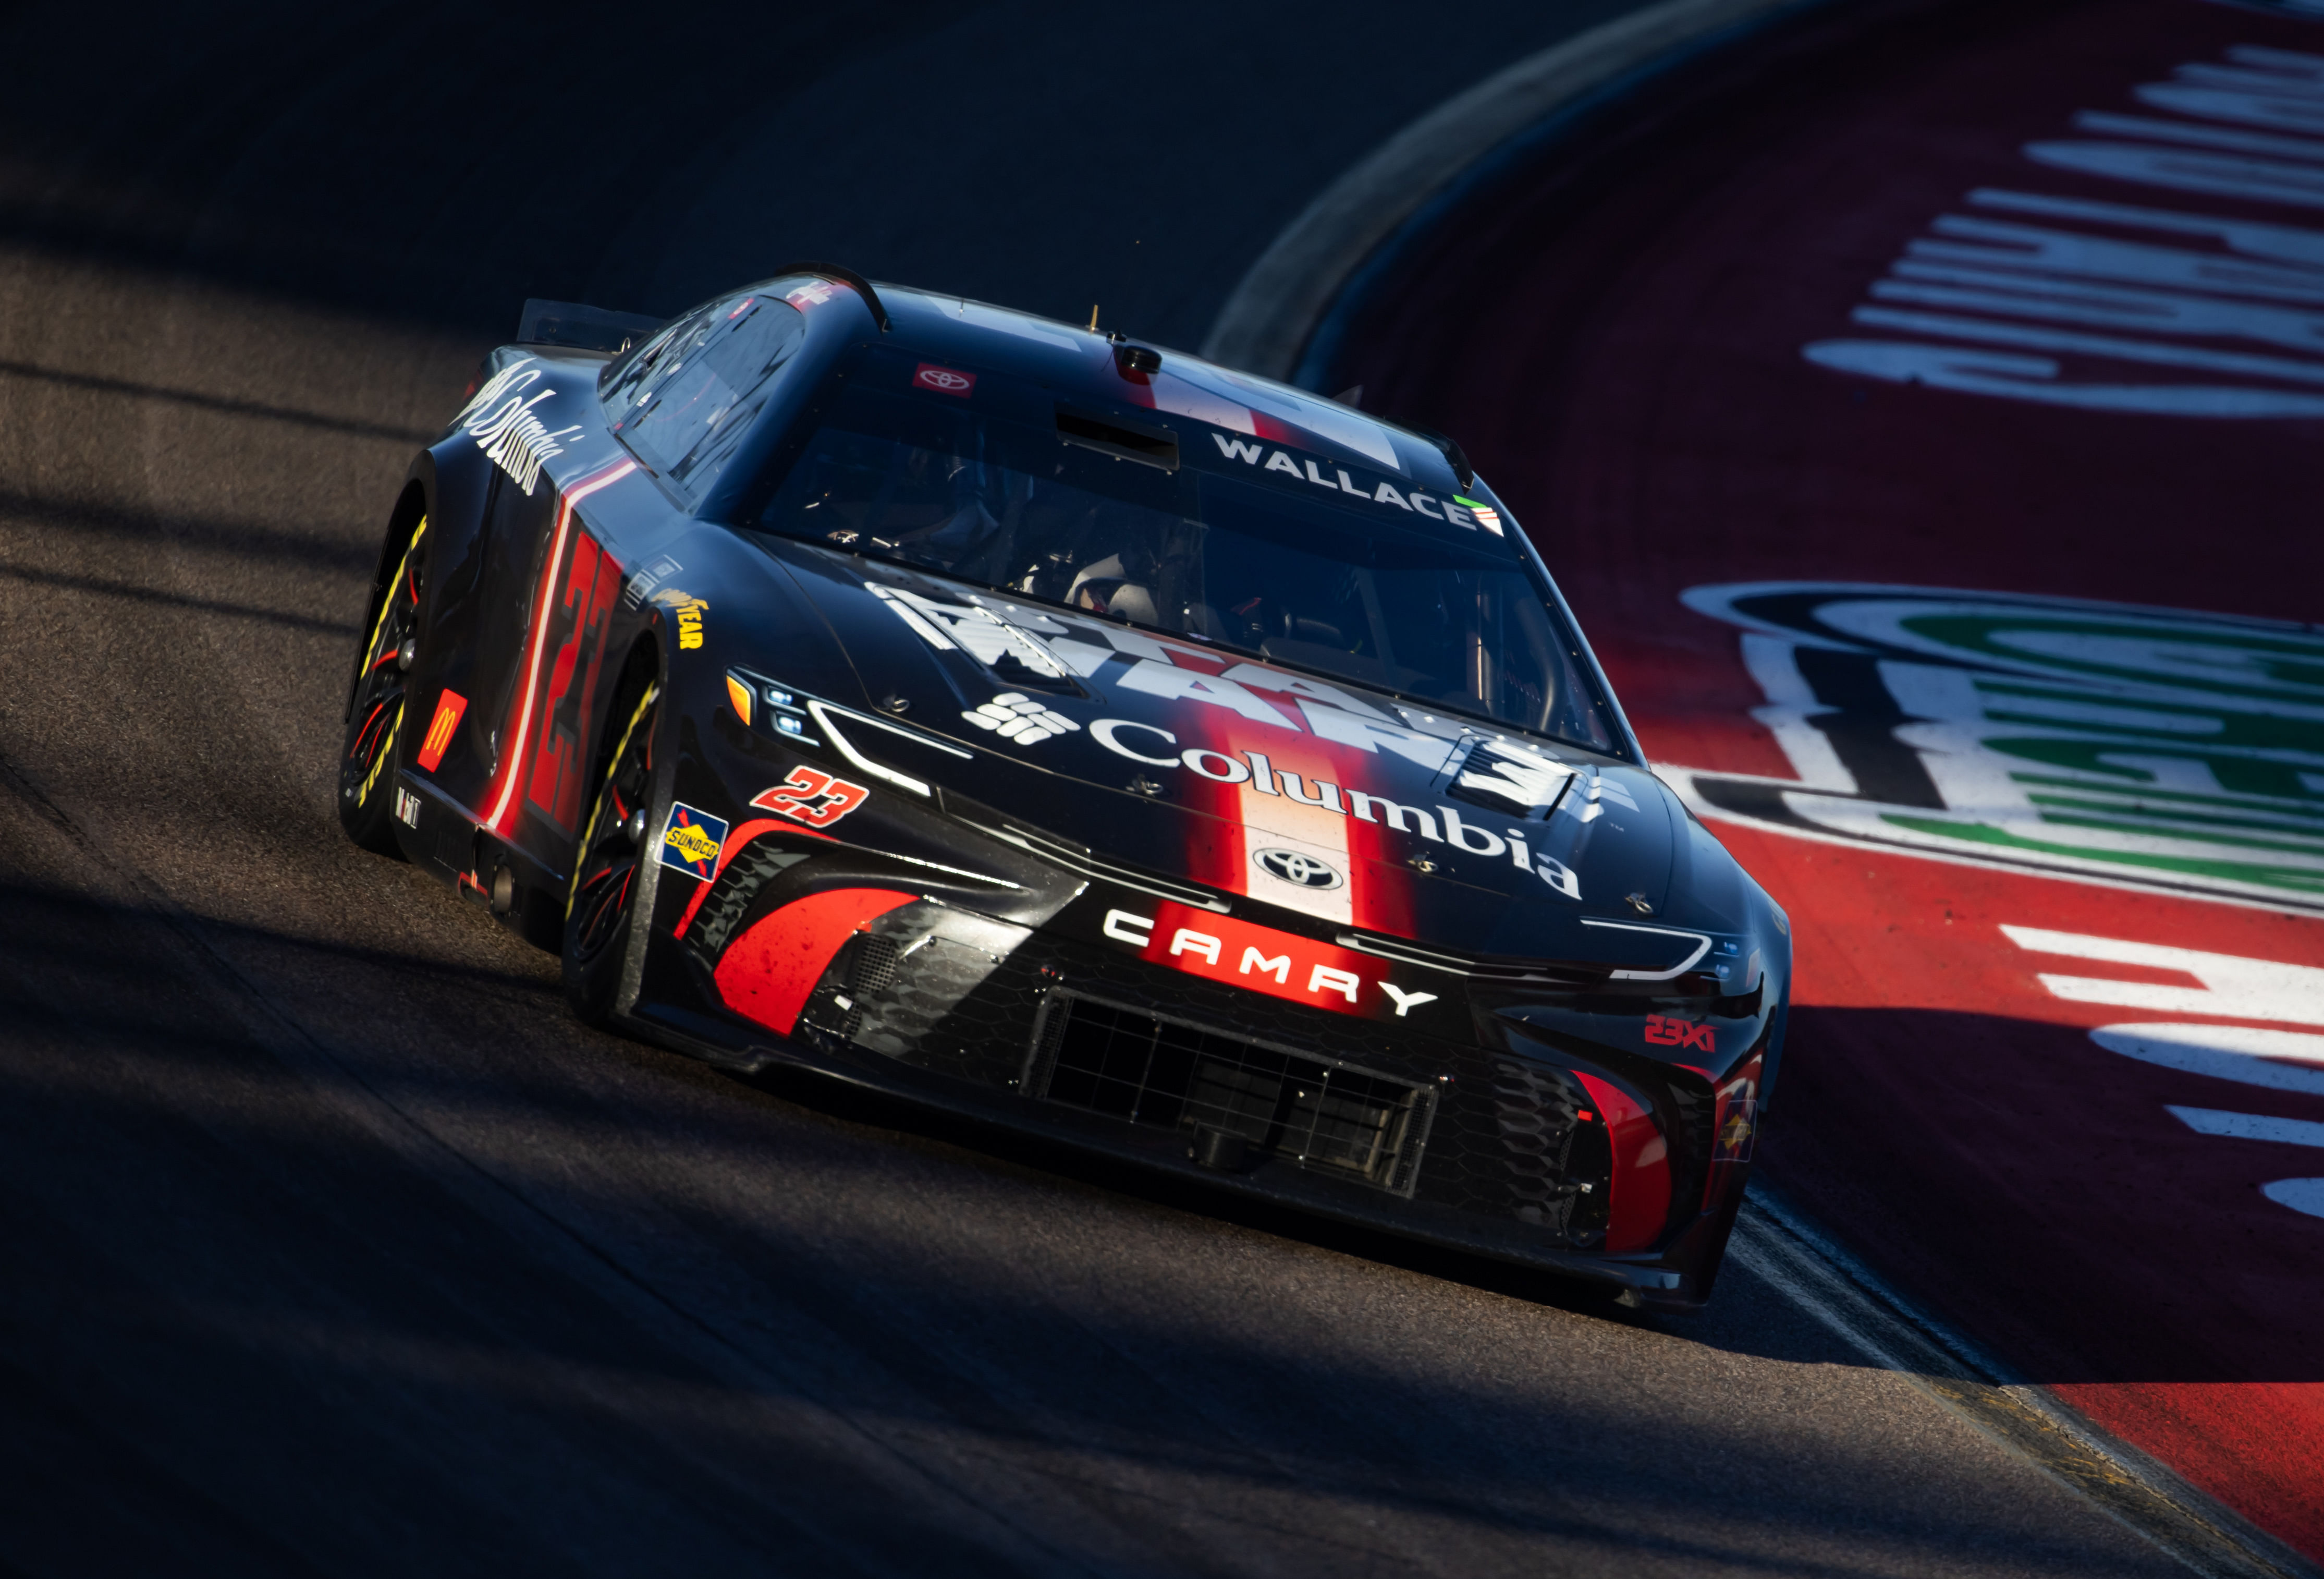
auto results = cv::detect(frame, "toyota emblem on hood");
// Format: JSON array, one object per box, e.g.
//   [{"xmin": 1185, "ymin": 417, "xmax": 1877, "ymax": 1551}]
[{"xmin": 1253, "ymin": 848, "xmax": 1344, "ymax": 890}]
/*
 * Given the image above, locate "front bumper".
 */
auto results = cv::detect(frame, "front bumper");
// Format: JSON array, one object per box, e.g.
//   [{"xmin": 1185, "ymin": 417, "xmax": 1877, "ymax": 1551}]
[{"xmin": 622, "ymin": 823, "xmax": 1767, "ymax": 1310}]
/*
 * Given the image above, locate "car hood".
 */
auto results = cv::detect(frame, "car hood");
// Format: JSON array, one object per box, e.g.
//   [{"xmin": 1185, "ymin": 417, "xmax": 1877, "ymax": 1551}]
[{"xmin": 766, "ymin": 543, "xmax": 1693, "ymax": 966}]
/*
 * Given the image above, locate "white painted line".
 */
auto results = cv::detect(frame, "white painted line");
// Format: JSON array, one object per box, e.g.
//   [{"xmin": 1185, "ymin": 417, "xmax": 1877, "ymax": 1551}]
[{"xmin": 2168, "ymin": 1106, "xmax": 2324, "ymax": 1147}]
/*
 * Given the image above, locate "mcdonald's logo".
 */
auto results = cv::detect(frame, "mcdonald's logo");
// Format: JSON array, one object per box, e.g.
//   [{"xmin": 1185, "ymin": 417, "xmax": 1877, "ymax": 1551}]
[{"xmin": 415, "ymin": 690, "xmax": 469, "ymax": 772}]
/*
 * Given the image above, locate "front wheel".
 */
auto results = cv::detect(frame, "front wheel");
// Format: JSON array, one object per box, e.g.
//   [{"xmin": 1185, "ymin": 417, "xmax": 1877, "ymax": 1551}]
[
  {"xmin": 563, "ymin": 679, "xmax": 660, "ymax": 1024},
  {"xmin": 338, "ymin": 513, "xmax": 427, "ymax": 853}
]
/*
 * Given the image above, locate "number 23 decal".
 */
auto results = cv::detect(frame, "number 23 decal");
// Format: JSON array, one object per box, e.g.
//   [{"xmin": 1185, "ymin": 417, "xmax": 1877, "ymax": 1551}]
[{"xmin": 750, "ymin": 767, "xmax": 870, "ymax": 829}]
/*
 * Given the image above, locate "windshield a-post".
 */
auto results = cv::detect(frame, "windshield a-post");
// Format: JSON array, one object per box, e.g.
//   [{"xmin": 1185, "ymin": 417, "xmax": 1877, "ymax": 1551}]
[{"xmin": 741, "ymin": 342, "xmax": 1621, "ymax": 755}]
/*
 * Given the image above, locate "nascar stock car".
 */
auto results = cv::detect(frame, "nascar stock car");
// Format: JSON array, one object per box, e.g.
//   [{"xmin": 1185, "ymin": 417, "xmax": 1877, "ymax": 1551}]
[{"xmin": 338, "ymin": 265, "xmax": 1790, "ymax": 1309}]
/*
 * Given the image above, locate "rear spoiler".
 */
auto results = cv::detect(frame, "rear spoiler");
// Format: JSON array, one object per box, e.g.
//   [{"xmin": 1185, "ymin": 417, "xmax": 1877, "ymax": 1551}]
[{"xmin": 515, "ymin": 298, "xmax": 666, "ymax": 355}]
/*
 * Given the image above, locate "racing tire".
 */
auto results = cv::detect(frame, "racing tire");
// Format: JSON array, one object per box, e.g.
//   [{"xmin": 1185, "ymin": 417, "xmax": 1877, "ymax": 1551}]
[
  {"xmin": 337, "ymin": 511, "xmax": 428, "ymax": 854},
  {"xmin": 562, "ymin": 674, "xmax": 662, "ymax": 1025}
]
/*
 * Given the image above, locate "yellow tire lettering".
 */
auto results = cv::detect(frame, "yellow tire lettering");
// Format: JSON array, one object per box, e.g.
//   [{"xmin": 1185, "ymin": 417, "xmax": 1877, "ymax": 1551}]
[{"xmin": 566, "ymin": 682, "xmax": 660, "ymax": 924}]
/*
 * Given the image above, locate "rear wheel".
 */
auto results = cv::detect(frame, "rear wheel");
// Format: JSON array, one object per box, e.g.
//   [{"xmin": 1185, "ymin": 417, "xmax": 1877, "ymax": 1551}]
[
  {"xmin": 564, "ymin": 678, "xmax": 661, "ymax": 1024},
  {"xmin": 338, "ymin": 513, "xmax": 426, "ymax": 853}
]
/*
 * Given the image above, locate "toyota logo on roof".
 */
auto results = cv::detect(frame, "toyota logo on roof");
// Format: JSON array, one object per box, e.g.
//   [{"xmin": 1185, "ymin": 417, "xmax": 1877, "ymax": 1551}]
[
  {"xmin": 912, "ymin": 363, "xmax": 976, "ymax": 396},
  {"xmin": 1253, "ymin": 848, "xmax": 1344, "ymax": 890}
]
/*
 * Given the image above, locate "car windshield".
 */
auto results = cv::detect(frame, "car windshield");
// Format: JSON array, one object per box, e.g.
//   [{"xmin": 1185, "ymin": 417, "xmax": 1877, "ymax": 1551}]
[{"xmin": 745, "ymin": 348, "xmax": 1619, "ymax": 751}]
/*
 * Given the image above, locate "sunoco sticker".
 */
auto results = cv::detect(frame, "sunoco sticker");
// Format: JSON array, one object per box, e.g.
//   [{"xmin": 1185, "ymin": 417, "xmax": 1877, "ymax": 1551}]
[{"xmin": 658, "ymin": 803, "xmax": 728, "ymax": 881}]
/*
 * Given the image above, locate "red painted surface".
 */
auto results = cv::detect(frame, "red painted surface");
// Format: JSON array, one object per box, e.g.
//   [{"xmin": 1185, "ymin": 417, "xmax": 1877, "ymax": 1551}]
[
  {"xmin": 414, "ymin": 689, "xmax": 468, "ymax": 773},
  {"xmin": 670, "ymin": 816, "xmax": 839, "ymax": 942},
  {"xmin": 750, "ymin": 767, "xmax": 872, "ymax": 829},
  {"xmin": 1575, "ymin": 1072, "xmax": 1672, "ymax": 1253},
  {"xmin": 524, "ymin": 531, "xmax": 622, "ymax": 833},
  {"xmin": 912, "ymin": 363, "xmax": 976, "ymax": 397},
  {"xmin": 479, "ymin": 459, "xmax": 636, "ymax": 836},
  {"xmin": 1331, "ymin": 0, "xmax": 2324, "ymax": 1555},
  {"xmin": 712, "ymin": 888, "xmax": 918, "ymax": 1036},
  {"xmin": 1135, "ymin": 900, "xmax": 1393, "ymax": 1016}
]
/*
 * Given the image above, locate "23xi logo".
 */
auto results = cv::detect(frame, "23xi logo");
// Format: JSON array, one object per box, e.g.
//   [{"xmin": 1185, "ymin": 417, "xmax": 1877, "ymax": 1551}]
[
  {"xmin": 751, "ymin": 768, "xmax": 870, "ymax": 829},
  {"xmin": 1644, "ymin": 1014, "xmax": 1716, "ymax": 1053}
]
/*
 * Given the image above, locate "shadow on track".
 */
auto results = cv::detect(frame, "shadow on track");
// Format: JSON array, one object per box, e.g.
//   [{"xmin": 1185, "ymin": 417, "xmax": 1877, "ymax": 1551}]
[{"xmin": 0, "ymin": 874, "xmax": 2173, "ymax": 1577}]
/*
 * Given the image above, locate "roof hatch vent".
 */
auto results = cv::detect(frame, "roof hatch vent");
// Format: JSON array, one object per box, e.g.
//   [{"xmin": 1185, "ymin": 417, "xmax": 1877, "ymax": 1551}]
[{"xmin": 1055, "ymin": 405, "xmax": 1179, "ymax": 471}]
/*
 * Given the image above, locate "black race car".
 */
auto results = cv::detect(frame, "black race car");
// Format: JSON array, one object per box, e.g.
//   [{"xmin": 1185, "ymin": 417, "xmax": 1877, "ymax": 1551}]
[{"xmin": 339, "ymin": 267, "xmax": 1790, "ymax": 1309}]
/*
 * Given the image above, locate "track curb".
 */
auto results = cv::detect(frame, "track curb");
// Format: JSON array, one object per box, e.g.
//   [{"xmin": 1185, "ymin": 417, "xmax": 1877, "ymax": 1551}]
[
  {"xmin": 1205, "ymin": 6, "xmax": 2324, "ymax": 1571},
  {"xmin": 1198, "ymin": 0, "xmax": 1816, "ymax": 382},
  {"xmin": 1735, "ymin": 1184, "xmax": 2319, "ymax": 1579}
]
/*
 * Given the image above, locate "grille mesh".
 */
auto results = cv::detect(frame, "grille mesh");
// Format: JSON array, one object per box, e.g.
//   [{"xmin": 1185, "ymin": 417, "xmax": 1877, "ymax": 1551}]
[
  {"xmin": 849, "ymin": 934, "xmax": 899, "ymax": 999},
  {"xmin": 1028, "ymin": 994, "xmax": 1433, "ymax": 1195}
]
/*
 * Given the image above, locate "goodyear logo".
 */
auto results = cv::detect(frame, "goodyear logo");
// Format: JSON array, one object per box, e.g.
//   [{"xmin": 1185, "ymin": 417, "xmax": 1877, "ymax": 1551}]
[
  {"xmin": 658, "ymin": 803, "xmax": 729, "ymax": 881},
  {"xmin": 653, "ymin": 588, "xmax": 707, "ymax": 649}
]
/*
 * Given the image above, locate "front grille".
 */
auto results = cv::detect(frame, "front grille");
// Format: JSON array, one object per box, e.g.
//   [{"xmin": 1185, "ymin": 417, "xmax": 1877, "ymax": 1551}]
[
  {"xmin": 1025, "ymin": 993, "xmax": 1434, "ymax": 1195},
  {"xmin": 823, "ymin": 932, "xmax": 901, "ymax": 1041},
  {"xmin": 849, "ymin": 934, "xmax": 899, "ymax": 999}
]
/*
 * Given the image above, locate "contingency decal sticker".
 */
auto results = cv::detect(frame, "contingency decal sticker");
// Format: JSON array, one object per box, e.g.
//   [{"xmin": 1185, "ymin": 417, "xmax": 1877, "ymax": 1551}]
[
  {"xmin": 621, "ymin": 553, "xmax": 682, "ymax": 611},
  {"xmin": 648, "ymin": 586, "xmax": 708, "ymax": 649},
  {"xmin": 415, "ymin": 690, "xmax": 468, "ymax": 772},
  {"xmin": 659, "ymin": 803, "xmax": 729, "ymax": 880}
]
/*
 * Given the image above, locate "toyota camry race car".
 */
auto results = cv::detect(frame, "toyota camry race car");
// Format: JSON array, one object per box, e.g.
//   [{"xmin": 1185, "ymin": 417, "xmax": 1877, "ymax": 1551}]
[{"xmin": 339, "ymin": 266, "xmax": 1791, "ymax": 1309}]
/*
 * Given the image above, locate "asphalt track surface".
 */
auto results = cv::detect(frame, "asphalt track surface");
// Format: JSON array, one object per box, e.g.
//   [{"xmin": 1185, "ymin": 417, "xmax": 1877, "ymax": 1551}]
[
  {"xmin": 0, "ymin": 3, "xmax": 2247, "ymax": 1574},
  {"xmin": 1322, "ymin": 0, "xmax": 2324, "ymax": 1563}
]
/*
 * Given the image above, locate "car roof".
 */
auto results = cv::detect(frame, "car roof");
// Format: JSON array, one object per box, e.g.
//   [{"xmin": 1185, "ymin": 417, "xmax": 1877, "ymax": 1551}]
[{"xmin": 870, "ymin": 283, "xmax": 1470, "ymax": 494}]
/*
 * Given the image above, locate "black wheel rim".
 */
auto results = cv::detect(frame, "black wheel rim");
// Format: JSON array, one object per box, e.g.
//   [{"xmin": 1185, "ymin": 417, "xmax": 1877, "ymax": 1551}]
[
  {"xmin": 568, "ymin": 686, "xmax": 659, "ymax": 968},
  {"xmin": 340, "ymin": 528, "xmax": 424, "ymax": 811}
]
